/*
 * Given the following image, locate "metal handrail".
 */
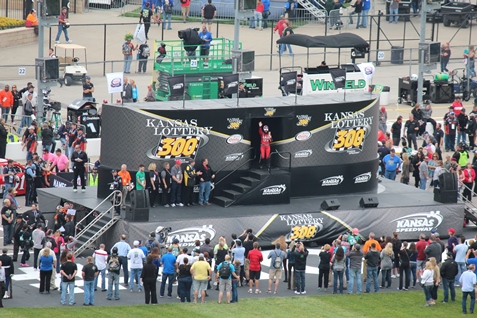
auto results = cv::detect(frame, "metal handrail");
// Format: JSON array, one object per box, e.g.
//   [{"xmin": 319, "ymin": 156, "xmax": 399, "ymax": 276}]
[
  {"xmin": 215, "ymin": 153, "xmax": 257, "ymax": 187},
  {"xmin": 215, "ymin": 147, "xmax": 255, "ymax": 175},
  {"xmin": 268, "ymin": 150, "xmax": 292, "ymax": 174},
  {"xmin": 75, "ymin": 190, "xmax": 121, "ymax": 237}
]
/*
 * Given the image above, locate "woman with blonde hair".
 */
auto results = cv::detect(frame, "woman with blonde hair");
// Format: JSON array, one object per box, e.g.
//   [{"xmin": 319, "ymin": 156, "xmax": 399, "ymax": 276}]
[
  {"xmin": 401, "ymin": 153, "xmax": 413, "ymax": 185},
  {"xmin": 428, "ymin": 257, "xmax": 441, "ymax": 305},
  {"xmin": 131, "ymin": 79, "xmax": 138, "ymax": 102},
  {"xmin": 380, "ymin": 242, "xmax": 394, "ymax": 288},
  {"xmin": 148, "ymin": 162, "xmax": 159, "ymax": 208},
  {"xmin": 272, "ymin": 236, "xmax": 288, "ymax": 282},
  {"xmin": 420, "ymin": 261, "xmax": 434, "ymax": 306},
  {"xmin": 39, "ymin": 246, "xmax": 54, "ymax": 294},
  {"xmin": 318, "ymin": 244, "xmax": 331, "ymax": 291}
]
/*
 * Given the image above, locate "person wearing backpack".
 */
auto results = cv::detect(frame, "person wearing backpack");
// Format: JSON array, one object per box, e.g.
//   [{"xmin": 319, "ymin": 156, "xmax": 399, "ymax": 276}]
[
  {"xmin": 216, "ymin": 255, "xmax": 239, "ymax": 304},
  {"xmin": 145, "ymin": 232, "xmax": 159, "ymax": 255},
  {"xmin": 106, "ymin": 247, "xmax": 121, "ymax": 300},
  {"xmin": 19, "ymin": 224, "xmax": 32, "ymax": 267},
  {"xmin": 267, "ymin": 243, "xmax": 286, "ymax": 294},
  {"xmin": 163, "ymin": 0, "xmax": 174, "ymax": 30},
  {"xmin": 122, "ymin": 35, "xmax": 137, "ymax": 74},
  {"xmin": 137, "ymin": 41, "xmax": 150, "ymax": 74}
]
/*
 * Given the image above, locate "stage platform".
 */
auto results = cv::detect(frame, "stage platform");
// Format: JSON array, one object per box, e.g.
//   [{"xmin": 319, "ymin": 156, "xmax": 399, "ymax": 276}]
[{"xmin": 38, "ymin": 178, "xmax": 464, "ymax": 247}]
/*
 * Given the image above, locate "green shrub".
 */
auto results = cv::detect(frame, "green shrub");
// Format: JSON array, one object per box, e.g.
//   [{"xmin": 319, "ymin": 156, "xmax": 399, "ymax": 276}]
[{"xmin": 0, "ymin": 17, "xmax": 25, "ymax": 30}]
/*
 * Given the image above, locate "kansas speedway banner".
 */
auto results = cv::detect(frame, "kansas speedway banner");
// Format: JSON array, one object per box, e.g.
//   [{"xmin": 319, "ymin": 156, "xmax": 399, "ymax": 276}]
[
  {"xmin": 255, "ymin": 204, "xmax": 463, "ymax": 243},
  {"xmin": 108, "ymin": 203, "xmax": 463, "ymax": 250}
]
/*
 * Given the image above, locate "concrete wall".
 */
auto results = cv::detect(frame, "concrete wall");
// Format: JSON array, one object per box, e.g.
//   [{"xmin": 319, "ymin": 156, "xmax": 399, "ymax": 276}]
[
  {"xmin": 5, "ymin": 138, "xmax": 101, "ymax": 162},
  {"xmin": 0, "ymin": 27, "xmax": 37, "ymax": 49}
]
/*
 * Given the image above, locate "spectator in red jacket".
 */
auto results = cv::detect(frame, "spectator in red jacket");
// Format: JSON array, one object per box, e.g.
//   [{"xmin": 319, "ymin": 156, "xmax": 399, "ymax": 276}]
[
  {"xmin": 247, "ymin": 242, "xmax": 263, "ymax": 294},
  {"xmin": 463, "ymin": 163, "xmax": 476, "ymax": 202}
]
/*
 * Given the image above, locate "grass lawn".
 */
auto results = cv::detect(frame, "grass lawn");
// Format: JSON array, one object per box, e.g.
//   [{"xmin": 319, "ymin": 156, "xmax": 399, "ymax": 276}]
[{"xmin": 2, "ymin": 290, "xmax": 468, "ymax": 318}]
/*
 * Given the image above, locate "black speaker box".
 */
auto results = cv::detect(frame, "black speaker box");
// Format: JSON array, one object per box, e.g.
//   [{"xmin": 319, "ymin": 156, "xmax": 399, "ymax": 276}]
[
  {"xmin": 321, "ymin": 199, "xmax": 340, "ymax": 211},
  {"xmin": 433, "ymin": 188, "xmax": 457, "ymax": 203},
  {"xmin": 125, "ymin": 206, "xmax": 150, "ymax": 222},
  {"xmin": 359, "ymin": 196, "xmax": 379, "ymax": 208},
  {"xmin": 439, "ymin": 172, "xmax": 458, "ymax": 191},
  {"xmin": 130, "ymin": 190, "xmax": 149, "ymax": 209}
]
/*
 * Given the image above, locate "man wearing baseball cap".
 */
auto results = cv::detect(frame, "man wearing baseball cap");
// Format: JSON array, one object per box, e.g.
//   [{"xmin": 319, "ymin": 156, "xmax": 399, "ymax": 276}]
[
  {"xmin": 447, "ymin": 228, "xmax": 459, "ymax": 253},
  {"xmin": 170, "ymin": 160, "xmax": 183, "ymax": 207},
  {"xmin": 111, "ymin": 169, "xmax": 122, "ymax": 215},
  {"xmin": 83, "ymin": 76, "xmax": 94, "ymax": 102}
]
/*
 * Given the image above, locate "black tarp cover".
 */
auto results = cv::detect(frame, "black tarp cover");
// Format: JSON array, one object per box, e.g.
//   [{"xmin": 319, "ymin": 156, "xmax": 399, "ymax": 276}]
[{"xmin": 277, "ymin": 33, "xmax": 369, "ymax": 49}]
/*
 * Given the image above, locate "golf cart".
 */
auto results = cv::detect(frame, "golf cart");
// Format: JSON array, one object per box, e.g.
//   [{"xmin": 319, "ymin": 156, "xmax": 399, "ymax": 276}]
[{"xmin": 55, "ymin": 43, "xmax": 88, "ymax": 86}]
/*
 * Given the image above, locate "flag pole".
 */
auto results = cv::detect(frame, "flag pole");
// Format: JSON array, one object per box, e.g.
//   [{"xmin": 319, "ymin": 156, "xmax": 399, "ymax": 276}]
[
  {"xmin": 236, "ymin": 77, "xmax": 240, "ymax": 108},
  {"xmin": 182, "ymin": 74, "xmax": 186, "ymax": 109},
  {"xmin": 294, "ymin": 73, "xmax": 298, "ymax": 105}
]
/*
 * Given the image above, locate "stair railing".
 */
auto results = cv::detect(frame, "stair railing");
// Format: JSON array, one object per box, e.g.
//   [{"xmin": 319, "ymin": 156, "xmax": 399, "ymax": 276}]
[
  {"xmin": 75, "ymin": 190, "xmax": 121, "ymax": 238},
  {"xmin": 268, "ymin": 150, "xmax": 292, "ymax": 174},
  {"xmin": 215, "ymin": 148, "xmax": 256, "ymax": 187}
]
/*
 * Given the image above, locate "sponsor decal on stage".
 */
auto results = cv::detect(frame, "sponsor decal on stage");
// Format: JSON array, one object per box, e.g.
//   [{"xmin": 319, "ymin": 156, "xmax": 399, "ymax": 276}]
[
  {"xmin": 167, "ymin": 225, "xmax": 216, "ymax": 247},
  {"xmin": 146, "ymin": 118, "xmax": 212, "ymax": 160},
  {"xmin": 294, "ymin": 149, "xmax": 313, "ymax": 158},
  {"xmin": 296, "ymin": 115, "xmax": 311, "ymax": 127},
  {"xmin": 227, "ymin": 118, "xmax": 243, "ymax": 130},
  {"xmin": 323, "ymin": 111, "xmax": 374, "ymax": 155},
  {"xmin": 390, "ymin": 211, "xmax": 443, "ymax": 233},
  {"xmin": 354, "ymin": 172, "xmax": 372, "ymax": 184},
  {"xmin": 261, "ymin": 184, "xmax": 287, "ymax": 195},
  {"xmin": 225, "ymin": 153, "xmax": 244, "ymax": 162},
  {"xmin": 226, "ymin": 134, "xmax": 243, "ymax": 144},
  {"xmin": 279, "ymin": 214, "xmax": 324, "ymax": 241},
  {"xmin": 295, "ymin": 131, "xmax": 312, "ymax": 141},
  {"xmin": 321, "ymin": 175, "xmax": 344, "ymax": 186},
  {"xmin": 264, "ymin": 107, "xmax": 276, "ymax": 117}
]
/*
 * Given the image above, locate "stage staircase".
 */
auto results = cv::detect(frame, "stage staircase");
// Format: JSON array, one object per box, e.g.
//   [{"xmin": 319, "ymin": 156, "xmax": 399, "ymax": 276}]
[
  {"xmin": 74, "ymin": 190, "xmax": 122, "ymax": 256},
  {"xmin": 297, "ymin": 0, "xmax": 327, "ymax": 23},
  {"xmin": 462, "ymin": 184, "xmax": 477, "ymax": 227},
  {"xmin": 213, "ymin": 151, "xmax": 292, "ymax": 207}
]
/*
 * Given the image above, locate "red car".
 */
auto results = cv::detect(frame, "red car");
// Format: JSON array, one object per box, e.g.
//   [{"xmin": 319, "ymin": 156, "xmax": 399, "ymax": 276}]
[{"xmin": 0, "ymin": 159, "xmax": 26, "ymax": 196}]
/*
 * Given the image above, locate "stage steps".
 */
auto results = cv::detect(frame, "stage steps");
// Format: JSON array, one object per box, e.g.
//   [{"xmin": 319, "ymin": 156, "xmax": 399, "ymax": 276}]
[
  {"xmin": 74, "ymin": 191, "xmax": 121, "ymax": 256},
  {"xmin": 213, "ymin": 169, "xmax": 290, "ymax": 207},
  {"xmin": 297, "ymin": 0, "xmax": 327, "ymax": 23}
]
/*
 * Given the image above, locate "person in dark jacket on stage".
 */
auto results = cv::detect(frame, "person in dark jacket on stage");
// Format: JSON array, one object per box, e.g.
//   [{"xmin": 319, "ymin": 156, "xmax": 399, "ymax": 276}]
[{"xmin": 196, "ymin": 158, "xmax": 215, "ymax": 206}]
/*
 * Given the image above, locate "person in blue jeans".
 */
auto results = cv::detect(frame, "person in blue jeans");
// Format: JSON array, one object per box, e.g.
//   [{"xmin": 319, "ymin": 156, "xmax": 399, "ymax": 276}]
[
  {"xmin": 82, "ymin": 256, "xmax": 98, "ymax": 306},
  {"xmin": 54, "ymin": 7, "xmax": 71, "ymax": 44},
  {"xmin": 231, "ymin": 259, "xmax": 241, "ymax": 302},
  {"xmin": 293, "ymin": 242, "xmax": 308, "ymax": 294},
  {"xmin": 365, "ymin": 243, "xmax": 380, "ymax": 293},
  {"xmin": 382, "ymin": 149, "xmax": 402, "ymax": 181},
  {"xmin": 348, "ymin": 244, "xmax": 363, "ymax": 294},
  {"xmin": 178, "ymin": 258, "xmax": 192, "ymax": 302},
  {"xmin": 93, "ymin": 244, "xmax": 108, "ymax": 292},
  {"xmin": 160, "ymin": 247, "xmax": 176, "ymax": 297},
  {"xmin": 440, "ymin": 252, "xmax": 458, "ymax": 303},
  {"xmin": 197, "ymin": 158, "xmax": 215, "ymax": 206},
  {"xmin": 60, "ymin": 253, "xmax": 77, "ymax": 305},
  {"xmin": 460, "ymin": 264, "xmax": 477, "ymax": 314},
  {"xmin": 128, "ymin": 241, "xmax": 146, "ymax": 292},
  {"xmin": 107, "ymin": 248, "xmax": 121, "ymax": 300},
  {"xmin": 163, "ymin": 0, "xmax": 173, "ymax": 30},
  {"xmin": 360, "ymin": 0, "xmax": 370, "ymax": 28},
  {"xmin": 332, "ymin": 247, "xmax": 346, "ymax": 294}
]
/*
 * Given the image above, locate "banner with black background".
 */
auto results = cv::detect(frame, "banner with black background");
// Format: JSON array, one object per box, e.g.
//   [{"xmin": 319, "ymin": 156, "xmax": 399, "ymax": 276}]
[
  {"xmin": 104, "ymin": 204, "xmax": 463, "ymax": 248},
  {"xmin": 100, "ymin": 95, "xmax": 379, "ymax": 198}
]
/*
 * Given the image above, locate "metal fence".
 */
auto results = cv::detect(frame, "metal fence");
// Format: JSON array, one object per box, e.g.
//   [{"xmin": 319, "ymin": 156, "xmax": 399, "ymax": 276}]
[{"xmin": 0, "ymin": 0, "xmax": 28, "ymax": 20}]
